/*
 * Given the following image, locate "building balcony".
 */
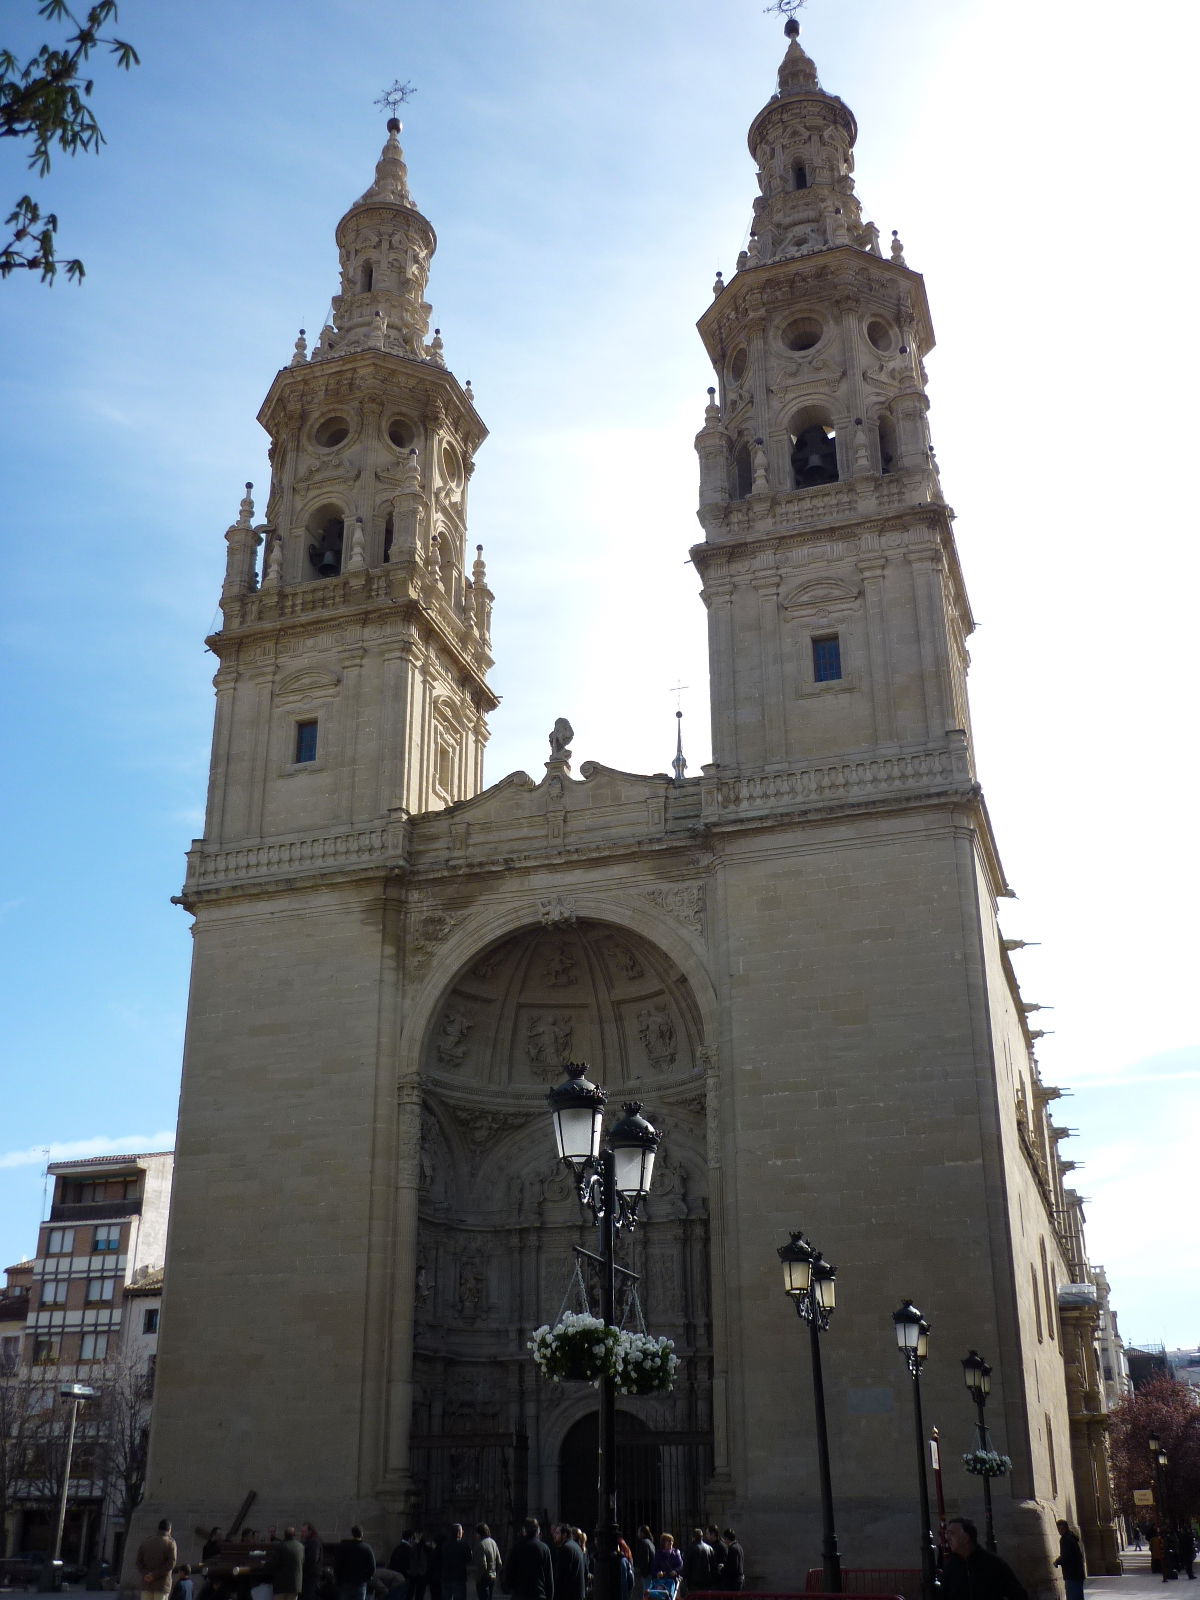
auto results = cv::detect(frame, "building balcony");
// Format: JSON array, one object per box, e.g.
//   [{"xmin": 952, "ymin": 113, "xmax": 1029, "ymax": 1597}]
[{"xmin": 48, "ymin": 1200, "xmax": 143, "ymax": 1223}]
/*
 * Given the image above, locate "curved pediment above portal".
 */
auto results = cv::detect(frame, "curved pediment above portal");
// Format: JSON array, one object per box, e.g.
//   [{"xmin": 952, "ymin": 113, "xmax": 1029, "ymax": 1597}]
[{"xmin": 423, "ymin": 918, "xmax": 703, "ymax": 1094}]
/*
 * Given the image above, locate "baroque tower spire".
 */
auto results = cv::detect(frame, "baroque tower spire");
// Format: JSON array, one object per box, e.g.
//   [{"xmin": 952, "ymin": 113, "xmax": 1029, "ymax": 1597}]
[
  {"xmin": 200, "ymin": 116, "xmax": 496, "ymax": 851},
  {"xmin": 693, "ymin": 21, "xmax": 971, "ymax": 776}
]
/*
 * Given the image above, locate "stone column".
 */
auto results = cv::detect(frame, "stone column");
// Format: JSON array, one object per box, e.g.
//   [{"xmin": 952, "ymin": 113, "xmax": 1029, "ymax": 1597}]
[
  {"xmin": 857, "ymin": 555, "xmax": 896, "ymax": 747},
  {"xmin": 703, "ymin": 580, "xmax": 738, "ymax": 766},
  {"xmin": 383, "ymin": 1074, "xmax": 424, "ymax": 1515},
  {"xmin": 752, "ymin": 568, "xmax": 786, "ymax": 764},
  {"xmin": 906, "ymin": 544, "xmax": 952, "ymax": 741},
  {"xmin": 205, "ymin": 665, "xmax": 239, "ymax": 845},
  {"xmin": 337, "ymin": 645, "xmax": 367, "ymax": 822}
]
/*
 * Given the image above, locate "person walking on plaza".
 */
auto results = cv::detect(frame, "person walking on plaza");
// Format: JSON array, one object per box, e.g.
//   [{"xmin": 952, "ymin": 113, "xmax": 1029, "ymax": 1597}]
[
  {"xmin": 473, "ymin": 1526, "xmax": 501, "ymax": 1600},
  {"xmin": 1054, "ymin": 1521, "xmax": 1085, "ymax": 1600},
  {"xmin": 1178, "ymin": 1528, "xmax": 1197, "ymax": 1581},
  {"xmin": 941, "ymin": 1518, "xmax": 1027, "ymax": 1600},
  {"xmin": 502, "ymin": 1519, "xmax": 554, "ymax": 1600},
  {"xmin": 268, "ymin": 1528, "xmax": 305, "ymax": 1600},
  {"xmin": 300, "ymin": 1525, "xmax": 325, "ymax": 1600},
  {"xmin": 442, "ymin": 1526, "xmax": 471, "ymax": 1600},
  {"xmin": 682, "ymin": 1531, "xmax": 713, "ymax": 1596},
  {"xmin": 652, "ymin": 1535, "xmax": 683, "ymax": 1583},
  {"xmin": 335, "ymin": 1527, "xmax": 377, "ymax": 1600},
  {"xmin": 551, "ymin": 1527, "xmax": 586, "ymax": 1600},
  {"xmin": 137, "ymin": 1520, "xmax": 179, "ymax": 1600},
  {"xmin": 719, "ymin": 1532, "xmax": 744, "ymax": 1594},
  {"xmin": 632, "ymin": 1529, "xmax": 655, "ymax": 1600}
]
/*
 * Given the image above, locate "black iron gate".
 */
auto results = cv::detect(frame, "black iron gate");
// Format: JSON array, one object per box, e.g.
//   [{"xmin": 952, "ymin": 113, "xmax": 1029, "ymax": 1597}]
[{"xmin": 409, "ymin": 1430, "xmax": 529, "ymax": 1537}]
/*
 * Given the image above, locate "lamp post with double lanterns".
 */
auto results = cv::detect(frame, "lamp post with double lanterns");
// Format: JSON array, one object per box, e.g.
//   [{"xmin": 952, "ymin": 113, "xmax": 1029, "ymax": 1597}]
[
  {"xmin": 961, "ymin": 1351, "xmax": 997, "ymax": 1552},
  {"xmin": 893, "ymin": 1302, "xmax": 937, "ymax": 1600},
  {"xmin": 778, "ymin": 1233, "xmax": 842, "ymax": 1593},
  {"xmin": 546, "ymin": 1063, "xmax": 661, "ymax": 1600}
]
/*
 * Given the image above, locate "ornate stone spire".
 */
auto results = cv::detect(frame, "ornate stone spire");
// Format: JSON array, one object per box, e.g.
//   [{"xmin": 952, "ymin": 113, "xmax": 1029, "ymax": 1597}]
[
  {"xmin": 741, "ymin": 20, "xmax": 884, "ymax": 269},
  {"xmin": 311, "ymin": 117, "xmax": 441, "ymax": 364},
  {"xmin": 356, "ymin": 117, "xmax": 413, "ymax": 207},
  {"xmin": 776, "ymin": 17, "xmax": 820, "ymax": 95}
]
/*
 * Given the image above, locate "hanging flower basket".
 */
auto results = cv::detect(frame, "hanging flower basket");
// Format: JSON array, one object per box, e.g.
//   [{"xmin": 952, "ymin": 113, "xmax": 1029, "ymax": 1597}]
[
  {"xmin": 528, "ymin": 1315, "xmax": 678, "ymax": 1393},
  {"xmin": 613, "ymin": 1331, "xmax": 678, "ymax": 1395},
  {"xmin": 963, "ymin": 1449, "xmax": 1012, "ymax": 1478},
  {"xmin": 529, "ymin": 1313, "xmax": 622, "ymax": 1383}
]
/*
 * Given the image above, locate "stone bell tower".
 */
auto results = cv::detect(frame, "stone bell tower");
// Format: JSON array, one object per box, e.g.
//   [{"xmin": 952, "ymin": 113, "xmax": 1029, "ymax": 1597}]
[
  {"xmin": 208, "ymin": 115, "xmax": 495, "ymax": 847},
  {"xmin": 693, "ymin": 19, "xmax": 971, "ymax": 776}
]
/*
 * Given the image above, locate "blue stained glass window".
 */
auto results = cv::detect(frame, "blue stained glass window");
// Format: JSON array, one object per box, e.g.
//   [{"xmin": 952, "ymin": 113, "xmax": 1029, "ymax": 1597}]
[{"xmin": 813, "ymin": 635, "xmax": 842, "ymax": 682}]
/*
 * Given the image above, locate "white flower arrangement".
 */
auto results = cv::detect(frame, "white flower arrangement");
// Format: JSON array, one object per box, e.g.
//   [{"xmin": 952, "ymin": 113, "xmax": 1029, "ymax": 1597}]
[
  {"xmin": 963, "ymin": 1449, "xmax": 1012, "ymax": 1478},
  {"xmin": 528, "ymin": 1314, "xmax": 677, "ymax": 1393},
  {"xmin": 529, "ymin": 1313, "xmax": 621, "ymax": 1383},
  {"xmin": 612, "ymin": 1330, "xmax": 679, "ymax": 1395}
]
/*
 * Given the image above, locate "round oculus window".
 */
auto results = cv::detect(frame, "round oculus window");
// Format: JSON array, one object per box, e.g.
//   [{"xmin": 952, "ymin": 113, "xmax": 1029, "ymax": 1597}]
[
  {"xmin": 866, "ymin": 318, "xmax": 896, "ymax": 353},
  {"xmin": 781, "ymin": 316, "xmax": 823, "ymax": 352},
  {"xmin": 441, "ymin": 443, "xmax": 462, "ymax": 486},
  {"xmin": 387, "ymin": 416, "xmax": 416, "ymax": 450},
  {"xmin": 314, "ymin": 415, "xmax": 351, "ymax": 449},
  {"xmin": 729, "ymin": 348, "xmax": 748, "ymax": 384}
]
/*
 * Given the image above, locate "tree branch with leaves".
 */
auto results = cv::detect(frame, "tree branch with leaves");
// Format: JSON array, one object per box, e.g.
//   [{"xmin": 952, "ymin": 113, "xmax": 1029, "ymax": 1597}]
[{"xmin": 1, "ymin": 0, "xmax": 139, "ymax": 283}]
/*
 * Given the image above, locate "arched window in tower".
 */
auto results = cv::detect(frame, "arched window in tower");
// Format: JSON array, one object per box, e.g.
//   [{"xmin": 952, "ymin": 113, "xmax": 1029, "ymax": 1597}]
[
  {"xmin": 383, "ymin": 512, "xmax": 395, "ymax": 564},
  {"xmin": 306, "ymin": 506, "xmax": 346, "ymax": 580},
  {"xmin": 878, "ymin": 413, "xmax": 898, "ymax": 476},
  {"xmin": 790, "ymin": 419, "xmax": 839, "ymax": 489},
  {"xmin": 732, "ymin": 441, "xmax": 753, "ymax": 501},
  {"xmin": 793, "ymin": 162, "xmax": 809, "ymax": 191},
  {"xmin": 360, "ymin": 262, "xmax": 373, "ymax": 293}
]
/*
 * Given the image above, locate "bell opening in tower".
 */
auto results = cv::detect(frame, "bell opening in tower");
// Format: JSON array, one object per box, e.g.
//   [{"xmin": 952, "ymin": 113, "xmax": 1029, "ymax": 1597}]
[
  {"xmin": 790, "ymin": 419, "xmax": 839, "ymax": 489},
  {"xmin": 307, "ymin": 510, "xmax": 345, "ymax": 579}
]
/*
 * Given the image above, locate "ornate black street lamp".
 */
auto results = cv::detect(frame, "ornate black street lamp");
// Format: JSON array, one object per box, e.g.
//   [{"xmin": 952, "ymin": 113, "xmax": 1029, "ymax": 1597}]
[
  {"xmin": 779, "ymin": 1233, "xmax": 842, "ymax": 1592},
  {"xmin": 961, "ymin": 1350, "xmax": 997, "ymax": 1552},
  {"xmin": 547, "ymin": 1064, "xmax": 661, "ymax": 1600},
  {"xmin": 893, "ymin": 1302, "xmax": 937, "ymax": 1600}
]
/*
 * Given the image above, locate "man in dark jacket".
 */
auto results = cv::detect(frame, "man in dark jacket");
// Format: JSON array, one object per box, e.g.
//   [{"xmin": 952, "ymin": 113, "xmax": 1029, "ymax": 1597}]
[
  {"xmin": 941, "ymin": 1520, "xmax": 1027, "ymax": 1600},
  {"xmin": 1054, "ymin": 1520, "xmax": 1086, "ymax": 1600},
  {"xmin": 441, "ymin": 1527, "xmax": 471, "ymax": 1600},
  {"xmin": 300, "ymin": 1526, "xmax": 325, "ymax": 1600},
  {"xmin": 267, "ymin": 1529, "xmax": 305, "ymax": 1600},
  {"xmin": 334, "ymin": 1528, "xmax": 377, "ymax": 1600},
  {"xmin": 633, "ymin": 1530, "xmax": 655, "ymax": 1600},
  {"xmin": 720, "ymin": 1532, "xmax": 744, "ymax": 1594},
  {"xmin": 502, "ymin": 1520, "xmax": 554, "ymax": 1600},
  {"xmin": 682, "ymin": 1532, "xmax": 714, "ymax": 1595},
  {"xmin": 551, "ymin": 1529, "xmax": 586, "ymax": 1600}
]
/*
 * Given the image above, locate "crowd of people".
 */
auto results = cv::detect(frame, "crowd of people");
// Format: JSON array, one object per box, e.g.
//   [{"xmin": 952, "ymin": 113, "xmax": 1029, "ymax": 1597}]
[{"xmin": 133, "ymin": 1517, "xmax": 746, "ymax": 1600}]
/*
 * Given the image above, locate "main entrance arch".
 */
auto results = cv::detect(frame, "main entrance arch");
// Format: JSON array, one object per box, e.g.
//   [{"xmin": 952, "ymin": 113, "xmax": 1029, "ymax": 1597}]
[{"xmin": 408, "ymin": 918, "xmax": 713, "ymax": 1535}]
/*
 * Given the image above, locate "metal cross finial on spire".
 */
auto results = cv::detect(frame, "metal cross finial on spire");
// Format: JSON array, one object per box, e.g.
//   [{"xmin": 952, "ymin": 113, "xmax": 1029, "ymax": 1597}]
[
  {"xmin": 763, "ymin": 0, "xmax": 809, "ymax": 19},
  {"xmin": 374, "ymin": 79, "xmax": 417, "ymax": 119}
]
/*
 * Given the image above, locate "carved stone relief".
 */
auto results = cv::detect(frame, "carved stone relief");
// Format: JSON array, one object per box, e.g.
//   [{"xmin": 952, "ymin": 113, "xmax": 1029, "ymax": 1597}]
[
  {"xmin": 637, "ymin": 1004, "xmax": 678, "ymax": 1070},
  {"xmin": 526, "ymin": 1011, "xmax": 575, "ymax": 1074}
]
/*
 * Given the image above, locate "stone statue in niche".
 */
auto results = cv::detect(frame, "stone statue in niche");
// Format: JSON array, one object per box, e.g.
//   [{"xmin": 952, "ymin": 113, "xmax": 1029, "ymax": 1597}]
[
  {"xmin": 456, "ymin": 1255, "xmax": 485, "ymax": 1321},
  {"xmin": 436, "ymin": 1008, "xmax": 472, "ymax": 1066},
  {"xmin": 526, "ymin": 1012, "xmax": 574, "ymax": 1073},
  {"xmin": 472, "ymin": 948, "xmax": 504, "ymax": 981},
  {"xmin": 637, "ymin": 1004, "xmax": 677, "ymax": 1069},
  {"xmin": 607, "ymin": 940, "xmax": 645, "ymax": 981},
  {"xmin": 543, "ymin": 942, "xmax": 578, "ymax": 988}
]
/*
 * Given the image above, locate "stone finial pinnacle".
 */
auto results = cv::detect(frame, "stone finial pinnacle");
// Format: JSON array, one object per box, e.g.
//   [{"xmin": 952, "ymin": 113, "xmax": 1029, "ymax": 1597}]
[
  {"xmin": 237, "ymin": 482, "xmax": 255, "ymax": 528},
  {"xmin": 356, "ymin": 118, "xmax": 413, "ymax": 208}
]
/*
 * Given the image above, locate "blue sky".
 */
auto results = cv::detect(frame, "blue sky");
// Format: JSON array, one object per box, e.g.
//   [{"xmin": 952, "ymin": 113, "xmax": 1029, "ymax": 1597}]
[{"xmin": 1, "ymin": 0, "xmax": 1197, "ymax": 1349}]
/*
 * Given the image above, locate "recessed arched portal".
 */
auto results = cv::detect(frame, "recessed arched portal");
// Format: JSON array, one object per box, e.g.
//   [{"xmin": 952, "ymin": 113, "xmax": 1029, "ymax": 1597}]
[{"xmin": 408, "ymin": 918, "xmax": 713, "ymax": 1537}]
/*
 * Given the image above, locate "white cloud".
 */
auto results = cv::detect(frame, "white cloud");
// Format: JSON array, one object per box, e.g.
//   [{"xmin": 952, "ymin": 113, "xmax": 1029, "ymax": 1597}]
[{"xmin": 0, "ymin": 1132, "xmax": 176, "ymax": 1171}]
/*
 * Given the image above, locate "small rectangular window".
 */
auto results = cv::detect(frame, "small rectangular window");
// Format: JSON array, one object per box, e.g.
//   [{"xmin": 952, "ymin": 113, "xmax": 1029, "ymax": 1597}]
[
  {"xmin": 40, "ymin": 1280, "xmax": 69, "ymax": 1307},
  {"xmin": 812, "ymin": 634, "xmax": 843, "ymax": 682},
  {"xmin": 86, "ymin": 1277, "xmax": 116, "ymax": 1303},
  {"xmin": 93, "ymin": 1224, "xmax": 121, "ymax": 1252},
  {"xmin": 46, "ymin": 1228, "xmax": 75, "ymax": 1256},
  {"xmin": 295, "ymin": 720, "xmax": 319, "ymax": 763},
  {"xmin": 33, "ymin": 1338, "xmax": 60, "ymax": 1365},
  {"xmin": 79, "ymin": 1331, "xmax": 109, "ymax": 1362},
  {"xmin": 143, "ymin": 1308, "xmax": 159, "ymax": 1335}
]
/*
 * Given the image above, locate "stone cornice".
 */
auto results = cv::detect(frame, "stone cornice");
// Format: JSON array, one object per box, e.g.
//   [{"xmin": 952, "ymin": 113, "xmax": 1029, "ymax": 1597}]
[
  {"xmin": 694, "ymin": 505, "xmax": 976, "ymax": 638},
  {"xmin": 258, "ymin": 348, "xmax": 485, "ymax": 455},
  {"xmin": 177, "ymin": 738, "xmax": 1012, "ymax": 904}
]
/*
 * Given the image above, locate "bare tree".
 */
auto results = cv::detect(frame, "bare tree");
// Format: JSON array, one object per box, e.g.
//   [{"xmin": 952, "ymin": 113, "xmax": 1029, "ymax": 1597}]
[{"xmin": 94, "ymin": 1349, "xmax": 153, "ymax": 1535}]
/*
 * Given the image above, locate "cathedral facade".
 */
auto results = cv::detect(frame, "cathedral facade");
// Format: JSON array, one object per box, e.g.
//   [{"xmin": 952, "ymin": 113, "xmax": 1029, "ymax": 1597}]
[{"xmin": 138, "ymin": 26, "xmax": 1117, "ymax": 1589}]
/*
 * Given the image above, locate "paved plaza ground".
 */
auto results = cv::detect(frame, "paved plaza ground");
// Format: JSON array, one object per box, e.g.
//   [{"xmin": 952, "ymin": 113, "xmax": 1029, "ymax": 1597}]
[{"xmin": 6, "ymin": 1545, "xmax": 1187, "ymax": 1600}]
